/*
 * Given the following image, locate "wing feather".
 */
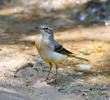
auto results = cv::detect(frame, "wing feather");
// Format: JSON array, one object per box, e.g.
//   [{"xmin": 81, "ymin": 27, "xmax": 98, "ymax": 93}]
[
  {"xmin": 54, "ymin": 45, "xmax": 72, "ymax": 56},
  {"xmin": 49, "ymin": 39, "xmax": 88, "ymax": 61},
  {"xmin": 51, "ymin": 40, "xmax": 73, "ymax": 56}
]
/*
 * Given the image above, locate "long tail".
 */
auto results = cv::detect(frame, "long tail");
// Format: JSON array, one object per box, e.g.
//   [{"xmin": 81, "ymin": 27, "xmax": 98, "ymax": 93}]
[{"xmin": 70, "ymin": 55, "xmax": 88, "ymax": 61}]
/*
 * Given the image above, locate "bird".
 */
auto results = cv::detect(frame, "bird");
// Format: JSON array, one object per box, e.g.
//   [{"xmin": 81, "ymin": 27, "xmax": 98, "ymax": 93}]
[{"xmin": 35, "ymin": 25, "xmax": 88, "ymax": 83}]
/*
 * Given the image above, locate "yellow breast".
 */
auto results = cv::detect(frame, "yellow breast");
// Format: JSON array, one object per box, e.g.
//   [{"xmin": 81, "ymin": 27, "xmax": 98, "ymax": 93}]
[{"xmin": 35, "ymin": 36, "xmax": 69, "ymax": 64}]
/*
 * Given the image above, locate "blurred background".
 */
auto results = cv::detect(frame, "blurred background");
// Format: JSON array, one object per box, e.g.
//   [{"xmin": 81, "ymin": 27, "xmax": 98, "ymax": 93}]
[
  {"xmin": 0, "ymin": 0, "xmax": 110, "ymax": 43},
  {"xmin": 0, "ymin": 0, "xmax": 110, "ymax": 100}
]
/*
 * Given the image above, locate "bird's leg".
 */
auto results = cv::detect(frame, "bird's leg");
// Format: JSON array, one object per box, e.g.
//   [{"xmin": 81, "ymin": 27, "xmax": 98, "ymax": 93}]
[
  {"xmin": 45, "ymin": 62, "xmax": 52, "ymax": 81},
  {"xmin": 40, "ymin": 63, "xmax": 52, "ymax": 83},
  {"xmin": 54, "ymin": 64, "xmax": 58, "ymax": 84}
]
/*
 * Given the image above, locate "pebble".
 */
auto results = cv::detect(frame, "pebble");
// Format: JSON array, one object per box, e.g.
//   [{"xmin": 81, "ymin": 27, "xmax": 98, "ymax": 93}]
[
  {"xmin": 78, "ymin": 64, "xmax": 92, "ymax": 70},
  {"xmin": 66, "ymin": 58, "xmax": 73, "ymax": 62},
  {"xmin": 80, "ymin": 13, "xmax": 88, "ymax": 21},
  {"xmin": 58, "ymin": 68, "xmax": 63, "ymax": 72},
  {"xmin": 105, "ymin": 21, "xmax": 110, "ymax": 26},
  {"xmin": 36, "ymin": 57, "xmax": 45, "ymax": 64},
  {"xmin": 45, "ymin": 8, "xmax": 53, "ymax": 13},
  {"xmin": 13, "ymin": 9, "xmax": 22, "ymax": 14}
]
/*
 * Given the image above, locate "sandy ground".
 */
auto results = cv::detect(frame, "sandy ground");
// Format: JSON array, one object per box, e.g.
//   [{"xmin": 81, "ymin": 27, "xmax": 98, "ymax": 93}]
[
  {"xmin": 0, "ymin": 25, "xmax": 110, "ymax": 100},
  {"xmin": 1, "ymin": 1, "xmax": 110, "ymax": 100}
]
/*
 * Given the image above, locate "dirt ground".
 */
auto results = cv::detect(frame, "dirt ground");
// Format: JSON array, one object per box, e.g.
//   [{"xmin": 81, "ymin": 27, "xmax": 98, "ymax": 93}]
[{"xmin": 1, "ymin": 1, "xmax": 110, "ymax": 100}]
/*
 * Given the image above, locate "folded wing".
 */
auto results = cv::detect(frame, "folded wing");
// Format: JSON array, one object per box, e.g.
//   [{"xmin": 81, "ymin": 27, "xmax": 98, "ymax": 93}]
[{"xmin": 52, "ymin": 41, "xmax": 73, "ymax": 56}]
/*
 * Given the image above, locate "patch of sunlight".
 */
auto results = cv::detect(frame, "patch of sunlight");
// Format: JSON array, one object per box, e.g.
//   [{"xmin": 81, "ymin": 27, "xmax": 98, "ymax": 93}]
[
  {"xmin": 55, "ymin": 30, "xmax": 86, "ymax": 41},
  {"xmin": 38, "ymin": 0, "xmax": 88, "ymax": 10},
  {"xmin": 87, "ymin": 75, "xmax": 110, "ymax": 84},
  {"xmin": 19, "ymin": 34, "xmax": 37, "ymax": 42}
]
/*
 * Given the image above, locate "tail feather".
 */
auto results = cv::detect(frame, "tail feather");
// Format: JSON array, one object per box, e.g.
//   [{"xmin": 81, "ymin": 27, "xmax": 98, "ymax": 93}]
[
  {"xmin": 74, "ymin": 56, "xmax": 88, "ymax": 61},
  {"xmin": 69, "ymin": 55, "xmax": 88, "ymax": 61}
]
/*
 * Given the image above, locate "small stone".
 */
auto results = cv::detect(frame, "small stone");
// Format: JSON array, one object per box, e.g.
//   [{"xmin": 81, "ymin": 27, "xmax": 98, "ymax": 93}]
[
  {"xmin": 45, "ymin": 8, "xmax": 53, "ymax": 13},
  {"xmin": 25, "ymin": 46, "xmax": 30, "ymax": 49},
  {"xmin": 105, "ymin": 21, "xmax": 110, "ymax": 26},
  {"xmin": 58, "ymin": 68, "xmax": 63, "ymax": 72},
  {"xmin": 79, "ymin": 49, "xmax": 91, "ymax": 55},
  {"xmin": 36, "ymin": 57, "xmax": 45, "ymax": 64},
  {"xmin": 13, "ymin": 9, "xmax": 22, "ymax": 14},
  {"xmin": 58, "ymin": 88, "xmax": 66, "ymax": 93},
  {"xmin": 67, "ymin": 58, "xmax": 73, "ymax": 62},
  {"xmin": 67, "ymin": 66, "xmax": 71, "ymax": 69},
  {"xmin": 80, "ymin": 13, "xmax": 88, "ymax": 21},
  {"xmin": 78, "ymin": 64, "xmax": 92, "ymax": 70}
]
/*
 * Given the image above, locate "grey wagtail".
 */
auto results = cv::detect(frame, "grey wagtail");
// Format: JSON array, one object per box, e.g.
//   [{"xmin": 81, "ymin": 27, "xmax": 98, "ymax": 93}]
[{"xmin": 35, "ymin": 25, "xmax": 88, "ymax": 83}]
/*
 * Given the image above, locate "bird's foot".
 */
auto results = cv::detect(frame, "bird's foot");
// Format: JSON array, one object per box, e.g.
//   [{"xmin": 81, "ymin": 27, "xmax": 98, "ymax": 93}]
[
  {"xmin": 40, "ymin": 77, "xmax": 52, "ymax": 83},
  {"xmin": 47, "ymin": 79, "xmax": 58, "ymax": 85}
]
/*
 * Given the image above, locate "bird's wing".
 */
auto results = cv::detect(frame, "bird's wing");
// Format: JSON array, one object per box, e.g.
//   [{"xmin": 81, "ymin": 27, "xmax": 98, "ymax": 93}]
[
  {"xmin": 50, "ymin": 39, "xmax": 88, "ymax": 61},
  {"xmin": 51, "ymin": 40, "xmax": 73, "ymax": 56}
]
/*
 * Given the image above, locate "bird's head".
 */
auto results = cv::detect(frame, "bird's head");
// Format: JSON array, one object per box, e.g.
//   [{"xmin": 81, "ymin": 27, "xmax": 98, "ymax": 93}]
[{"xmin": 35, "ymin": 25, "xmax": 54, "ymax": 38}]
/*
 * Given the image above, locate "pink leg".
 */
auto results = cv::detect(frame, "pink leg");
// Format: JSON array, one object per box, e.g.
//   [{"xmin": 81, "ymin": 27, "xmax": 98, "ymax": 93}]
[{"xmin": 40, "ymin": 63, "xmax": 52, "ymax": 82}]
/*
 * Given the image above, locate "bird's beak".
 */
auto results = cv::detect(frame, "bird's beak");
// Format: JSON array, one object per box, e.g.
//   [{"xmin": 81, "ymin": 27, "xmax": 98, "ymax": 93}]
[
  {"xmin": 35, "ymin": 26, "xmax": 42, "ymax": 30},
  {"xmin": 35, "ymin": 26, "xmax": 39, "ymax": 29}
]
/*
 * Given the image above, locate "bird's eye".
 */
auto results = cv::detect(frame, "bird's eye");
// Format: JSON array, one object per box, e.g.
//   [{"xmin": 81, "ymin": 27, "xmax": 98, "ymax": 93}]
[{"xmin": 45, "ymin": 28, "xmax": 48, "ymax": 30}]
